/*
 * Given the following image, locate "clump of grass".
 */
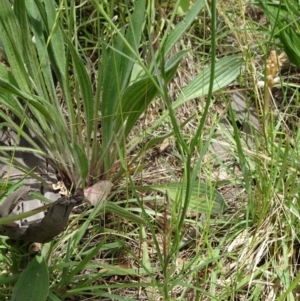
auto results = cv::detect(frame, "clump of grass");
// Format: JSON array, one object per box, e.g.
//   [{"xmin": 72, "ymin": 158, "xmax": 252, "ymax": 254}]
[{"xmin": 3, "ymin": 0, "xmax": 300, "ymax": 300}]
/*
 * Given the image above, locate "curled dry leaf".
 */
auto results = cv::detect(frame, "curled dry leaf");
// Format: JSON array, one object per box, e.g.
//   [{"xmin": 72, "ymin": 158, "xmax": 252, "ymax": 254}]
[
  {"xmin": 52, "ymin": 181, "xmax": 68, "ymax": 196},
  {"xmin": 84, "ymin": 180, "xmax": 113, "ymax": 206}
]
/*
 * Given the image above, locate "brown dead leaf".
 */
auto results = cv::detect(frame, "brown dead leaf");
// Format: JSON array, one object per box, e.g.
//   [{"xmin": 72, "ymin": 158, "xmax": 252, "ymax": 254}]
[{"xmin": 84, "ymin": 180, "xmax": 113, "ymax": 206}]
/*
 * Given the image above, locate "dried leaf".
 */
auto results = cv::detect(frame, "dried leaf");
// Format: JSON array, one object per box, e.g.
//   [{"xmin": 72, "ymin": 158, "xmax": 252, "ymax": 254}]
[
  {"xmin": 52, "ymin": 181, "xmax": 68, "ymax": 196},
  {"xmin": 84, "ymin": 181, "xmax": 113, "ymax": 206}
]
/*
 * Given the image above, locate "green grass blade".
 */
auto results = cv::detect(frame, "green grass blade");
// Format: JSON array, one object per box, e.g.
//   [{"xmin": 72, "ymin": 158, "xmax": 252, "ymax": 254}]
[
  {"xmin": 0, "ymin": 78, "xmax": 54, "ymax": 122},
  {"xmin": 25, "ymin": 0, "xmax": 58, "ymax": 102},
  {"xmin": 99, "ymin": 0, "xmax": 145, "ymax": 171},
  {"xmin": 14, "ymin": 0, "xmax": 47, "ymax": 97},
  {"xmin": 121, "ymin": 50, "xmax": 186, "ymax": 138},
  {"xmin": 64, "ymin": 35, "xmax": 94, "ymax": 146},
  {"xmin": 41, "ymin": 0, "xmax": 66, "ymax": 77},
  {"xmin": 103, "ymin": 203, "xmax": 145, "ymax": 224},
  {"xmin": 118, "ymin": 0, "xmax": 146, "ymax": 91},
  {"xmin": 163, "ymin": 0, "xmax": 206, "ymax": 55}
]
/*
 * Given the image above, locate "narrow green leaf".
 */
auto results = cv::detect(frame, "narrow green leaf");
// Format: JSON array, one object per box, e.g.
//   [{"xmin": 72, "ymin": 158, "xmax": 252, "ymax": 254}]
[
  {"xmin": 14, "ymin": 0, "xmax": 47, "ymax": 98},
  {"xmin": 63, "ymin": 240, "xmax": 106, "ymax": 284},
  {"xmin": 0, "ymin": 0, "xmax": 30, "ymax": 92},
  {"xmin": 42, "ymin": 0, "xmax": 66, "ymax": 76},
  {"xmin": 100, "ymin": 0, "xmax": 146, "ymax": 170},
  {"xmin": 0, "ymin": 146, "xmax": 46, "ymax": 156},
  {"xmin": 0, "ymin": 63, "xmax": 18, "ymax": 85},
  {"xmin": 73, "ymin": 142, "xmax": 89, "ymax": 183},
  {"xmin": 119, "ymin": 0, "xmax": 146, "ymax": 91},
  {"xmin": 66, "ymin": 37, "xmax": 94, "ymax": 142},
  {"xmin": 103, "ymin": 203, "xmax": 145, "ymax": 224},
  {"xmin": 12, "ymin": 256, "xmax": 49, "ymax": 301},
  {"xmin": 120, "ymin": 50, "xmax": 186, "ymax": 138},
  {"xmin": 47, "ymin": 291, "xmax": 62, "ymax": 301},
  {"xmin": 164, "ymin": 0, "xmax": 206, "ymax": 55},
  {"xmin": 26, "ymin": 0, "xmax": 58, "ymax": 102},
  {"xmin": 276, "ymin": 271, "xmax": 300, "ymax": 301},
  {"xmin": 277, "ymin": 20, "xmax": 300, "ymax": 67},
  {"xmin": 0, "ymin": 78, "xmax": 54, "ymax": 122}
]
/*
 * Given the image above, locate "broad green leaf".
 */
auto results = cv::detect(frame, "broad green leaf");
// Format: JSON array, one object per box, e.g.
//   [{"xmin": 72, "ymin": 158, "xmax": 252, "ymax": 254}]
[
  {"xmin": 280, "ymin": 22, "xmax": 300, "ymax": 67},
  {"xmin": 12, "ymin": 256, "xmax": 49, "ymax": 301},
  {"xmin": 140, "ymin": 182, "xmax": 227, "ymax": 214},
  {"xmin": 173, "ymin": 55, "xmax": 243, "ymax": 109},
  {"xmin": 129, "ymin": 63, "xmax": 145, "ymax": 84},
  {"xmin": 132, "ymin": 54, "xmax": 243, "ymax": 140},
  {"xmin": 278, "ymin": 21, "xmax": 300, "ymax": 67}
]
